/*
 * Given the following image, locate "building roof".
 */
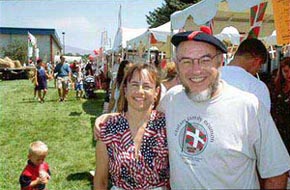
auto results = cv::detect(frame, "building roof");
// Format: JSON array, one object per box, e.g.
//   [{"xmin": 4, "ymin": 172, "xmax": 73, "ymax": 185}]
[{"xmin": 0, "ymin": 27, "xmax": 62, "ymax": 49}]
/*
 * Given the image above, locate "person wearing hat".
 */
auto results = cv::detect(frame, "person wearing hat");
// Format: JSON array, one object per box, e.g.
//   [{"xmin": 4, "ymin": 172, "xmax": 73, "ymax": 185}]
[
  {"xmin": 221, "ymin": 38, "xmax": 271, "ymax": 111},
  {"xmin": 94, "ymin": 27, "xmax": 290, "ymax": 189},
  {"xmin": 158, "ymin": 27, "xmax": 290, "ymax": 189}
]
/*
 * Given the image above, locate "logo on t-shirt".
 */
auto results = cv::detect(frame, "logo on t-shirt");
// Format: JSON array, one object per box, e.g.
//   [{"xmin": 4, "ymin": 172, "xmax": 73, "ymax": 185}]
[{"xmin": 179, "ymin": 121, "xmax": 208, "ymax": 156}]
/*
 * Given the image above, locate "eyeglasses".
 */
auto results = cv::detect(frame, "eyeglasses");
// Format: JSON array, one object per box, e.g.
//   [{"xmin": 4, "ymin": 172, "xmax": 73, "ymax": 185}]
[
  {"xmin": 128, "ymin": 82, "xmax": 155, "ymax": 91},
  {"xmin": 178, "ymin": 53, "xmax": 222, "ymax": 68}
]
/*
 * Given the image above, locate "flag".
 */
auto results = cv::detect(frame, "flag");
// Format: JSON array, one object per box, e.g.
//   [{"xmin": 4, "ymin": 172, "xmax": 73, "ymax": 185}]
[
  {"xmin": 35, "ymin": 48, "xmax": 39, "ymax": 60},
  {"xmin": 28, "ymin": 46, "xmax": 33, "ymax": 57},
  {"xmin": 102, "ymin": 31, "xmax": 108, "ymax": 47},
  {"xmin": 183, "ymin": 122, "xmax": 207, "ymax": 154},
  {"xmin": 247, "ymin": 2, "xmax": 268, "ymax": 39},
  {"xmin": 205, "ymin": 19, "xmax": 214, "ymax": 35},
  {"xmin": 150, "ymin": 33, "xmax": 157, "ymax": 44},
  {"xmin": 28, "ymin": 32, "xmax": 37, "ymax": 47}
]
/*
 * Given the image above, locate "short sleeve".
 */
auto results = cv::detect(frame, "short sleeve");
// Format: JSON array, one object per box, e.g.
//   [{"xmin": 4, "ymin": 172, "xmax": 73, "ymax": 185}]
[
  {"xmin": 99, "ymin": 114, "xmax": 124, "ymax": 144},
  {"xmin": 255, "ymin": 102, "xmax": 290, "ymax": 178},
  {"xmin": 252, "ymin": 81, "xmax": 271, "ymax": 111},
  {"xmin": 19, "ymin": 174, "xmax": 32, "ymax": 188}
]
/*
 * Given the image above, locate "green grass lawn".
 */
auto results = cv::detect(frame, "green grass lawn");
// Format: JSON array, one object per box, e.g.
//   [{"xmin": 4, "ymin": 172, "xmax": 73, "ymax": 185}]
[{"xmin": 0, "ymin": 79, "xmax": 105, "ymax": 190}]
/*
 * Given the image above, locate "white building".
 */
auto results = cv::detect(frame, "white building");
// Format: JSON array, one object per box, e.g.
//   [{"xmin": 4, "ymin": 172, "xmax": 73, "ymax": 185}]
[{"xmin": 0, "ymin": 27, "xmax": 62, "ymax": 63}]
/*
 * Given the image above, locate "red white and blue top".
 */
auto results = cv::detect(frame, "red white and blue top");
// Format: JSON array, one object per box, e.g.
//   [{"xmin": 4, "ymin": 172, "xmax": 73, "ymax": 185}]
[{"xmin": 100, "ymin": 110, "xmax": 169, "ymax": 190}]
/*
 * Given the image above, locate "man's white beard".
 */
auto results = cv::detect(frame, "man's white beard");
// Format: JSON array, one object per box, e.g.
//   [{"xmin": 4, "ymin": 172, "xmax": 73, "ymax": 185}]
[{"xmin": 185, "ymin": 72, "xmax": 220, "ymax": 102}]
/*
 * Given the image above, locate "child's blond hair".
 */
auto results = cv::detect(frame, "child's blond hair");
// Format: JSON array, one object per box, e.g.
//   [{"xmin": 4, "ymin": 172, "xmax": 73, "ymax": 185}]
[{"xmin": 28, "ymin": 141, "xmax": 48, "ymax": 156}]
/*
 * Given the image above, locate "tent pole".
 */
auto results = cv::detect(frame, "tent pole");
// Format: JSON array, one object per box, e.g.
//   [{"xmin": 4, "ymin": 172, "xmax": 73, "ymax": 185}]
[
  {"xmin": 147, "ymin": 33, "xmax": 151, "ymax": 64},
  {"xmin": 170, "ymin": 22, "xmax": 174, "ymax": 62}
]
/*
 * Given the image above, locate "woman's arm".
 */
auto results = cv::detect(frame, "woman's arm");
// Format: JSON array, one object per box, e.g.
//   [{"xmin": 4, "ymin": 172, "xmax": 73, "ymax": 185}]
[{"xmin": 94, "ymin": 140, "xmax": 109, "ymax": 190}]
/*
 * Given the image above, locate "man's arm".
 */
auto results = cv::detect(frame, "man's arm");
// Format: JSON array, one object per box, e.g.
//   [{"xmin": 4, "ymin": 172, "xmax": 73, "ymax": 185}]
[
  {"xmin": 263, "ymin": 172, "xmax": 288, "ymax": 189},
  {"xmin": 34, "ymin": 69, "xmax": 38, "ymax": 86},
  {"xmin": 255, "ymin": 102, "xmax": 290, "ymax": 189},
  {"xmin": 94, "ymin": 113, "xmax": 118, "ymax": 140},
  {"xmin": 253, "ymin": 81, "xmax": 271, "ymax": 112},
  {"xmin": 67, "ymin": 64, "xmax": 72, "ymax": 82}
]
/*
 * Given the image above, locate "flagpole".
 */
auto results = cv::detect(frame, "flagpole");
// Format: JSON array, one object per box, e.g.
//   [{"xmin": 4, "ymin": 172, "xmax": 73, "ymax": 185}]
[{"xmin": 27, "ymin": 32, "xmax": 30, "ymax": 65}]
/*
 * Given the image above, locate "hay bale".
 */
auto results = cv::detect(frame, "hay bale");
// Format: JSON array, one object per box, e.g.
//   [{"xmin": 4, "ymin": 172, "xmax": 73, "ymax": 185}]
[
  {"xmin": 0, "ymin": 58, "xmax": 11, "ymax": 68},
  {"xmin": 4, "ymin": 57, "xmax": 15, "ymax": 68},
  {"xmin": 0, "ymin": 57, "xmax": 24, "ymax": 69},
  {"xmin": 14, "ymin": 60, "xmax": 22, "ymax": 68},
  {"xmin": 0, "ymin": 58, "xmax": 8, "ymax": 68},
  {"xmin": 8, "ymin": 61, "xmax": 15, "ymax": 68},
  {"xmin": 3, "ymin": 56, "xmax": 13, "ymax": 62}
]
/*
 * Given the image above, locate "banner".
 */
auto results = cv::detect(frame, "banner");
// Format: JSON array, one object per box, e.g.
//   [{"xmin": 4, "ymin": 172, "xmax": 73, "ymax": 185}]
[
  {"xmin": 28, "ymin": 32, "xmax": 37, "ymax": 47},
  {"xmin": 28, "ymin": 46, "xmax": 33, "ymax": 57},
  {"xmin": 35, "ymin": 48, "xmax": 39, "ymax": 60},
  {"xmin": 247, "ymin": 1, "xmax": 267, "ymax": 39},
  {"xmin": 272, "ymin": 0, "xmax": 290, "ymax": 45}
]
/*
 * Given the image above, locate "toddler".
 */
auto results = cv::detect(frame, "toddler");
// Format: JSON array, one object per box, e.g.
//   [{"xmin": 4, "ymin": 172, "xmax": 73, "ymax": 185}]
[
  {"xmin": 19, "ymin": 141, "xmax": 51, "ymax": 190},
  {"xmin": 74, "ymin": 65, "xmax": 84, "ymax": 99}
]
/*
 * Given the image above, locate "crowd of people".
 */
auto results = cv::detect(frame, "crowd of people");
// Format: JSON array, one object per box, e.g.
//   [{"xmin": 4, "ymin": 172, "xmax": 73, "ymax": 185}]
[
  {"xmin": 30, "ymin": 55, "xmax": 107, "ymax": 103},
  {"xmin": 19, "ymin": 26, "xmax": 290, "ymax": 190}
]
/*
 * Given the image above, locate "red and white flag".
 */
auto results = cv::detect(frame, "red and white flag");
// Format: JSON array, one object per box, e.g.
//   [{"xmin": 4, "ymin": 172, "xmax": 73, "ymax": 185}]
[
  {"xmin": 247, "ymin": 2, "xmax": 268, "ymax": 39},
  {"xmin": 206, "ymin": 19, "xmax": 214, "ymax": 35},
  {"xmin": 183, "ymin": 122, "xmax": 207, "ymax": 154}
]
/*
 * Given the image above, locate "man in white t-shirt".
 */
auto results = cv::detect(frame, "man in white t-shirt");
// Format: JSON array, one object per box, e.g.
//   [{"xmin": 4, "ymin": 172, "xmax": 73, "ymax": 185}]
[
  {"xmin": 221, "ymin": 38, "xmax": 271, "ymax": 111},
  {"xmin": 95, "ymin": 27, "xmax": 290, "ymax": 189},
  {"xmin": 158, "ymin": 27, "xmax": 290, "ymax": 189}
]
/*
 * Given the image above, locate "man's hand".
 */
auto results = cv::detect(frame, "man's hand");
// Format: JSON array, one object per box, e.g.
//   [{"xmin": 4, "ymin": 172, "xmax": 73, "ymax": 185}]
[{"xmin": 94, "ymin": 113, "xmax": 118, "ymax": 140}]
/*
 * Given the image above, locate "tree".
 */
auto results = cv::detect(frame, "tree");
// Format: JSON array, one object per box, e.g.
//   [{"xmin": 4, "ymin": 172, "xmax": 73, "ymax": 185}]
[
  {"xmin": 146, "ymin": 0, "xmax": 201, "ymax": 28},
  {"xmin": 1, "ymin": 39, "xmax": 27, "ymax": 63},
  {"xmin": 65, "ymin": 52, "xmax": 74, "ymax": 56}
]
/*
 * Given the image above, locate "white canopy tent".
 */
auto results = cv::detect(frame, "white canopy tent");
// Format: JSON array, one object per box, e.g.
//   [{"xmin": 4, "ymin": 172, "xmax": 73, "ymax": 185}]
[
  {"xmin": 126, "ymin": 21, "xmax": 179, "ymax": 61},
  {"xmin": 215, "ymin": 26, "xmax": 241, "ymax": 45},
  {"xmin": 112, "ymin": 27, "xmax": 147, "ymax": 52},
  {"xmin": 127, "ymin": 22, "xmax": 172, "ymax": 50},
  {"xmin": 264, "ymin": 30, "xmax": 277, "ymax": 46},
  {"xmin": 170, "ymin": 0, "xmax": 264, "ymax": 30}
]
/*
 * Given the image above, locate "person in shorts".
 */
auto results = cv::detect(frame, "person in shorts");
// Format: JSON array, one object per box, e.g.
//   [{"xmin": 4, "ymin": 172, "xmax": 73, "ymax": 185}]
[
  {"xmin": 74, "ymin": 65, "xmax": 84, "ymax": 99},
  {"xmin": 53, "ymin": 55, "xmax": 72, "ymax": 102}
]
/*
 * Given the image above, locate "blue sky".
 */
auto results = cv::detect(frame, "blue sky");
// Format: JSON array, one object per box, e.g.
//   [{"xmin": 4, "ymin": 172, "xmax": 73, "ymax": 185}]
[{"xmin": 0, "ymin": 0, "xmax": 164, "ymax": 51}]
